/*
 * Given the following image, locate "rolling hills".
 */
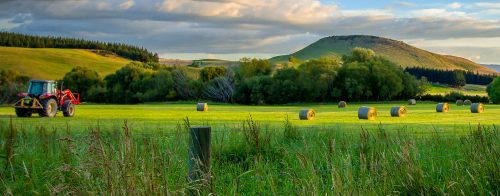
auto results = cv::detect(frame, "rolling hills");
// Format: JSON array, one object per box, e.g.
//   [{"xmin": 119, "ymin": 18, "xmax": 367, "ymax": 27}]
[
  {"xmin": 270, "ymin": 35, "xmax": 497, "ymax": 74},
  {"xmin": 0, "ymin": 46, "xmax": 131, "ymax": 80}
]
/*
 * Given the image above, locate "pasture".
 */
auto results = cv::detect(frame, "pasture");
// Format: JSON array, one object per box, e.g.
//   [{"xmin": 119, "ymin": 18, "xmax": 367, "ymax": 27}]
[{"xmin": 0, "ymin": 102, "xmax": 498, "ymax": 194}]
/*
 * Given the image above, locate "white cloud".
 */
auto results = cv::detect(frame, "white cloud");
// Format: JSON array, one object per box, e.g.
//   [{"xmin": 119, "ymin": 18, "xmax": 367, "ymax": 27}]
[
  {"xmin": 410, "ymin": 8, "xmax": 469, "ymax": 19},
  {"xmin": 1, "ymin": 0, "xmax": 500, "ymax": 62},
  {"xmin": 448, "ymin": 2, "xmax": 462, "ymax": 9},
  {"xmin": 119, "ymin": 0, "xmax": 134, "ymax": 10},
  {"xmin": 159, "ymin": 0, "xmax": 339, "ymax": 24},
  {"xmin": 475, "ymin": 2, "xmax": 500, "ymax": 9}
]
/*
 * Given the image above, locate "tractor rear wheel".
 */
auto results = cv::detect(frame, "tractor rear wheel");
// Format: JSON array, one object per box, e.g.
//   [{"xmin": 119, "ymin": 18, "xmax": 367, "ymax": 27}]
[
  {"xmin": 15, "ymin": 108, "xmax": 32, "ymax": 117},
  {"xmin": 62, "ymin": 100, "xmax": 75, "ymax": 117},
  {"xmin": 39, "ymin": 98, "xmax": 58, "ymax": 118}
]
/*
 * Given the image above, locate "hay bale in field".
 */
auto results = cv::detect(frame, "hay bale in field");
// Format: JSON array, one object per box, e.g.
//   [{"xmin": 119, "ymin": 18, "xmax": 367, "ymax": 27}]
[
  {"xmin": 436, "ymin": 103, "xmax": 449, "ymax": 113},
  {"xmin": 358, "ymin": 106, "xmax": 377, "ymax": 120},
  {"xmin": 464, "ymin": 100, "xmax": 472, "ymax": 105},
  {"xmin": 338, "ymin": 101, "xmax": 347, "ymax": 108},
  {"xmin": 390, "ymin": 106, "xmax": 407, "ymax": 117},
  {"xmin": 456, "ymin": 99, "xmax": 464, "ymax": 106},
  {"xmin": 470, "ymin": 103, "xmax": 484, "ymax": 113},
  {"xmin": 299, "ymin": 109, "xmax": 315, "ymax": 120},
  {"xmin": 196, "ymin": 103, "xmax": 208, "ymax": 111},
  {"xmin": 408, "ymin": 99, "xmax": 416, "ymax": 105}
]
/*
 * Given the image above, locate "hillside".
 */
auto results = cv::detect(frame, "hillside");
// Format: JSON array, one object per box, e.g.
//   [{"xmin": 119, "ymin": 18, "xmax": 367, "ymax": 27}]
[
  {"xmin": 270, "ymin": 35, "xmax": 497, "ymax": 74},
  {"xmin": 0, "ymin": 46, "xmax": 131, "ymax": 80}
]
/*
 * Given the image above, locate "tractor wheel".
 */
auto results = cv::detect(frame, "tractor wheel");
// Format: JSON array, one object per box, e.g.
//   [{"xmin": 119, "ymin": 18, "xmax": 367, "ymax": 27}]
[
  {"xmin": 15, "ymin": 108, "xmax": 32, "ymax": 117},
  {"xmin": 39, "ymin": 98, "xmax": 58, "ymax": 118},
  {"xmin": 62, "ymin": 100, "xmax": 75, "ymax": 117}
]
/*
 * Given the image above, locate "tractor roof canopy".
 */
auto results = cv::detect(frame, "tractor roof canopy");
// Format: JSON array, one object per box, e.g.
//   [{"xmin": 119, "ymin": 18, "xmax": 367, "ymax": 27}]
[
  {"xmin": 30, "ymin": 80, "xmax": 56, "ymax": 83},
  {"xmin": 28, "ymin": 80, "xmax": 57, "ymax": 95}
]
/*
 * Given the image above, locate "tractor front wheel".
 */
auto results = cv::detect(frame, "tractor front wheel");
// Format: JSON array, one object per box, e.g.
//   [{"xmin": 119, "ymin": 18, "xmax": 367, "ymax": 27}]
[
  {"xmin": 15, "ymin": 108, "xmax": 32, "ymax": 117},
  {"xmin": 39, "ymin": 98, "xmax": 58, "ymax": 118},
  {"xmin": 62, "ymin": 100, "xmax": 75, "ymax": 117}
]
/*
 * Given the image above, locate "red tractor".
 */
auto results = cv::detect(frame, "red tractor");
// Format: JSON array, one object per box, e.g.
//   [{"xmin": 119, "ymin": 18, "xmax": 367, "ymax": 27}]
[{"xmin": 13, "ymin": 80, "xmax": 80, "ymax": 117}]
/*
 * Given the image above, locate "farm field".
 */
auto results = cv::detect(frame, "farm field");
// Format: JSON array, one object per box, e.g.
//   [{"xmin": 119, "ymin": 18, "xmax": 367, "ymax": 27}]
[
  {"xmin": 0, "ymin": 102, "xmax": 498, "ymax": 194},
  {"xmin": 0, "ymin": 102, "xmax": 498, "ymax": 131},
  {"xmin": 0, "ymin": 46, "xmax": 131, "ymax": 80},
  {"xmin": 426, "ymin": 84, "xmax": 488, "ymax": 96}
]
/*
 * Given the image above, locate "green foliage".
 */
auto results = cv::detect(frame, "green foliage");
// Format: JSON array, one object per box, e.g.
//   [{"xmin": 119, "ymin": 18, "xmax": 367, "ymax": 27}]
[
  {"xmin": 452, "ymin": 70, "xmax": 466, "ymax": 87},
  {"xmin": 298, "ymin": 58, "xmax": 339, "ymax": 101},
  {"xmin": 237, "ymin": 58, "xmax": 272, "ymax": 79},
  {"xmin": 487, "ymin": 77, "xmax": 500, "ymax": 103},
  {"xmin": 235, "ymin": 49, "xmax": 421, "ymax": 104},
  {"xmin": 267, "ymin": 68, "xmax": 301, "ymax": 104},
  {"xmin": 0, "ymin": 70, "xmax": 29, "ymax": 103},
  {"xmin": 199, "ymin": 66, "xmax": 227, "ymax": 82},
  {"xmin": 62, "ymin": 66, "xmax": 103, "ymax": 101},
  {"xmin": 334, "ymin": 48, "xmax": 416, "ymax": 100},
  {"xmin": 406, "ymin": 67, "xmax": 495, "ymax": 85},
  {"xmin": 101, "ymin": 62, "xmax": 176, "ymax": 103}
]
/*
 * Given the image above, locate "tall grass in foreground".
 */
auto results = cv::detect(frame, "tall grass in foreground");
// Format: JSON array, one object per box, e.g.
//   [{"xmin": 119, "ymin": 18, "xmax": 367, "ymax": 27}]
[{"xmin": 0, "ymin": 117, "xmax": 498, "ymax": 195}]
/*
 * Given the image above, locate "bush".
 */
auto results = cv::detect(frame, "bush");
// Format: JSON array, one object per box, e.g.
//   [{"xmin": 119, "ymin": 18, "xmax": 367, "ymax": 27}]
[
  {"xmin": 419, "ymin": 93, "xmax": 489, "ymax": 103},
  {"xmin": 200, "ymin": 66, "xmax": 227, "ymax": 82},
  {"xmin": 0, "ymin": 70, "xmax": 29, "ymax": 104},
  {"xmin": 487, "ymin": 77, "xmax": 500, "ymax": 103},
  {"xmin": 62, "ymin": 66, "xmax": 103, "ymax": 101}
]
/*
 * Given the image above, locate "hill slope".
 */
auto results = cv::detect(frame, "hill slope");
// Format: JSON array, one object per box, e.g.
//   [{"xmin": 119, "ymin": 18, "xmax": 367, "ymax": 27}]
[
  {"xmin": 270, "ymin": 35, "xmax": 497, "ymax": 74},
  {"xmin": 0, "ymin": 46, "xmax": 131, "ymax": 80}
]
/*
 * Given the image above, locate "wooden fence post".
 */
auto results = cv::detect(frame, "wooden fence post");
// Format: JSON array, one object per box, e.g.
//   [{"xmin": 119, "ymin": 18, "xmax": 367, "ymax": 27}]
[{"xmin": 188, "ymin": 126, "xmax": 212, "ymax": 191}]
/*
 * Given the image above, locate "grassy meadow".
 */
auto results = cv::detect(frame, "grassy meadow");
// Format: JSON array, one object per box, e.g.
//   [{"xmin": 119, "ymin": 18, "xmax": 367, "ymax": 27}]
[
  {"xmin": 0, "ymin": 46, "xmax": 130, "ymax": 80},
  {"xmin": 426, "ymin": 84, "xmax": 488, "ymax": 96},
  {"xmin": 0, "ymin": 102, "xmax": 498, "ymax": 194}
]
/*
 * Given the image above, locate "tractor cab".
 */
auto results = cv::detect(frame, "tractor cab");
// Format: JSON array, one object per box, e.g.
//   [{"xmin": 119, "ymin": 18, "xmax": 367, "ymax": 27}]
[{"xmin": 26, "ymin": 80, "xmax": 57, "ymax": 97}]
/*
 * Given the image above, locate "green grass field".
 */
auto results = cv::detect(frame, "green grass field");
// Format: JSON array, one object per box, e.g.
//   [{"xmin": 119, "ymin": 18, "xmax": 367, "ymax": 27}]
[
  {"xmin": 0, "ymin": 46, "xmax": 131, "ymax": 79},
  {"xmin": 0, "ymin": 102, "xmax": 498, "ymax": 194},
  {"xmin": 426, "ymin": 84, "xmax": 488, "ymax": 96},
  {"xmin": 0, "ymin": 102, "xmax": 498, "ymax": 131}
]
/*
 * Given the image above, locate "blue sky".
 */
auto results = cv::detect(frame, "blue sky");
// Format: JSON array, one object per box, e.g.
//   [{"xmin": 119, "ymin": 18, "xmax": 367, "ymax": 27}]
[{"xmin": 1, "ymin": 0, "xmax": 500, "ymax": 63}]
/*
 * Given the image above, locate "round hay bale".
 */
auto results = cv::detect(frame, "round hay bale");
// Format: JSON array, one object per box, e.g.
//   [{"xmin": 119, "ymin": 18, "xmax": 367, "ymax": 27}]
[
  {"xmin": 299, "ymin": 109, "xmax": 315, "ymax": 120},
  {"xmin": 338, "ymin": 101, "xmax": 347, "ymax": 108},
  {"xmin": 470, "ymin": 103, "xmax": 484, "ymax": 113},
  {"xmin": 390, "ymin": 106, "xmax": 407, "ymax": 117},
  {"xmin": 436, "ymin": 103, "xmax": 449, "ymax": 113},
  {"xmin": 456, "ymin": 99, "xmax": 464, "ymax": 106},
  {"xmin": 408, "ymin": 99, "xmax": 416, "ymax": 105},
  {"xmin": 464, "ymin": 100, "xmax": 472, "ymax": 105},
  {"xmin": 358, "ymin": 106, "xmax": 377, "ymax": 120},
  {"xmin": 196, "ymin": 103, "xmax": 208, "ymax": 111}
]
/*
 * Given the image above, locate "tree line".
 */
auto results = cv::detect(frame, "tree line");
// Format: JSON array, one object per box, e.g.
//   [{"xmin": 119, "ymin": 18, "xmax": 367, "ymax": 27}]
[
  {"xmin": 59, "ymin": 48, "xmax": 426, "ymax": 104},
  {"xmin": 3, "ymin": 48, "xmax": 497, "ymax": 104},
  {"xmin": 0, "ymin": 32, "xmax": 158, "ymax": 63},
  {"xmin": 405, "ymin": 67, "xmax": 496, "ymax": 86}
]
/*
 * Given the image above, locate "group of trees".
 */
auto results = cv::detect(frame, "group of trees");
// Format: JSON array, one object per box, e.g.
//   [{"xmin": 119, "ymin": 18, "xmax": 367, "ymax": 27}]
[
  {"xmin": 0, "ymin": 32, "xmax": 158, "ymax": 62},
  {"xmin": 233, "ymin": 48, "xmax": 424, "ymax": 104},
  {"xmin": 405, "ymin": 67, "xmax": 495, "ymax": 86},
  {"xmin": 2, "ymin": 47, "xmax": 497, "ymax": 105},
  {"xmin": 487, "ymin": 77, "xmax": 500, "ymax": 103}
]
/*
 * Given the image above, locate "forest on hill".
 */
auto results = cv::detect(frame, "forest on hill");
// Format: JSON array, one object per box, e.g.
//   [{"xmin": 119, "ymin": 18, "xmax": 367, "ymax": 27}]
[{"xmin": 0, "ymin": 32, "xmax": 158, "ymax": 63}]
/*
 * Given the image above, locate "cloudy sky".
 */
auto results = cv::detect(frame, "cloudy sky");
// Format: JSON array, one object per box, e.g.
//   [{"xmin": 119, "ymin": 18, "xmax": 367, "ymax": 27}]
[{"xmin": 1, "ymin": 0, "xmax": 500, "ymax": 63}]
